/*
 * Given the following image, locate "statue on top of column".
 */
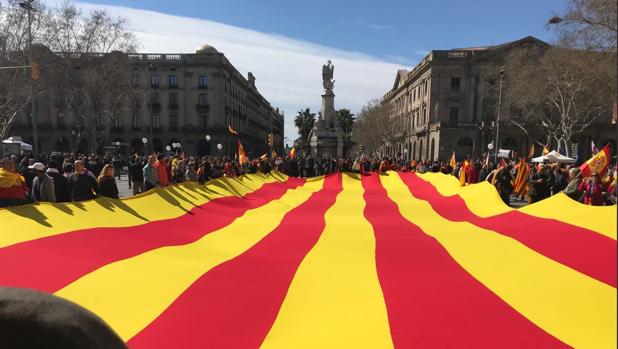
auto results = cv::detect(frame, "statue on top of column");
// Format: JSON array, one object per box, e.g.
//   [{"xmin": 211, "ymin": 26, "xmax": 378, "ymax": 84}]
[{"xmin": 322, "ymin": 59, "xmax": 335, "ymax": 90}]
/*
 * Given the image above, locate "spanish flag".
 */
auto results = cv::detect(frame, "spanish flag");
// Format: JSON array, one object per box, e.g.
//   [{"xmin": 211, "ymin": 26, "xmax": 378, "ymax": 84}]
[
  {"xmin": 449, "ymin": 151, "xmax": 456, "ymax": 169},
  {"xmin": 542, "ymin": 145, "xmax": 550, "ymax": 155},
  {"xmin": 228, "ymin": 125, "xmax": 239, "ymax": 136},
  {"xmin": 272, "ymin": 150, "xmax": 277, "ymax": 158},
  {"xmin": 0, "ymin": 168, "xmax": 27, "ymax": 200},
  {"xmin": 528, "ymin": 144, "xmax": 535, "ymax": 158},
  {"xmin": 288, "ymin": 147, "xmax": 296, "ymax": 159},
  {"xmin": 237, "ymin": 140, "xmax": 247, "ymax": 164},
  {"xmin": 579, "ymin": 144, "xmax": 611, "ymax": 177}
]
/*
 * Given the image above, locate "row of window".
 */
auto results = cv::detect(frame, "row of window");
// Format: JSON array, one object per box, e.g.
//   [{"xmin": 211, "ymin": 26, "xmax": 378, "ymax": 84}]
[
  {"xmin": 148, "ymin": 92, "xmax": 208, "ymax": 105},
  {"xmin": 136, "ymin": 74, "xmax": 209, "ymax": 89},
  {"xmin": 130, "ymin": 113, "xmax": 208, "ymax": 130}
]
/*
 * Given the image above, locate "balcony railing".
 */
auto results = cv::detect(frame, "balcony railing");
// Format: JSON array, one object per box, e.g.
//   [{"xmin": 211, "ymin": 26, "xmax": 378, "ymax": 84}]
[
  {"xmin": 148, "ymin": 102, "xmax": 161, "ymax": 111},
  {"xmin": 196, "ymin": 103, "xmax": 210, "ymax": 113}
]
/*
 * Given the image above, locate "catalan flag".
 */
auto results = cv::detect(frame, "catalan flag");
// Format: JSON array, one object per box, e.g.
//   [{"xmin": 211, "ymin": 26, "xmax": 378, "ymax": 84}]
[
  {"xmin": 288, "ymin": 147, "xmax": 296, "ymax": 159},
  {"xmin": 449, "ymin": 151, "xmax": 456, "ymax": 169},
  {"xmin": 0, "ymin": 172, "xmax": 615, "ymax": 348},
  {"xmin": 237, "ymin": 140, "xmax": 247, "ymax": 164}
]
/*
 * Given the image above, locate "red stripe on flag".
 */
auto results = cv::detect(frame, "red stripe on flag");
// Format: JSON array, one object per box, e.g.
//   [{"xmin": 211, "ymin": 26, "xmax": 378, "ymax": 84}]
[
  {"xmin": 401, "ymin": 173, "xmax": 616, "ymax": 287},
  {"xmin": 362, "ymin": 174, "xmax": 568, "ymax": 348},
  {"xmin": 128, "ymin": 174, "xmax": 342, "ymax": 349},
  {"xmin": 0, "ymin": 177, "xmax": 305, "ymax": 293}
]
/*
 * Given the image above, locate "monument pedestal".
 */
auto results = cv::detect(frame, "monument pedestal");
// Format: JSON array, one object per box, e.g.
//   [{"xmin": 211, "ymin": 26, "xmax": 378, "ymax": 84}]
[{"xmin": 309, "ymin": 89, "xmax": 348, "ymax": 159}]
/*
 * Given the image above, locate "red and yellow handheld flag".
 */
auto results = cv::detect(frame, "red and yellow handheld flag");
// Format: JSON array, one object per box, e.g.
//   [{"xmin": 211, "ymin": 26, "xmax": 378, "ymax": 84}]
[
  {"xmin": 459, "ymin": 160, "xmax": 469, "ymax": 186},
  {"xmin": 228, "ymin": 125, "xmax": 239, "ymax": 136},
  {"xmin": 272, "ymin": 150, "xmax": 277, "ymax": 158},
  {"xmin": 542, "ymin": 145, "xmax": 550, "ymax": 155},
  {"xmin": 237, "ymin": 141, "xmax": 247, "ymax": 164},
  {"xmin": 288, "ymin": 147, "xmax": 296, "ymax": 159},
  {"xmin": 449, "ymin": 151, "xmax": 456, "ymax": 169},
  {"xmin": 580, "ymin": 144, "xmax": 611, "ymax": 177},
  {"xmin": 513, "ymin": 159, "xmax": 530, "ymax": 196},
  {"xmin": 528, "ymin": 144, "xmax": 535, "ymax": 158}
]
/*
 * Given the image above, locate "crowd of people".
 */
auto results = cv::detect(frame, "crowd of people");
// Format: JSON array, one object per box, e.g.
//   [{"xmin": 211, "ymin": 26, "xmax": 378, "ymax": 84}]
[{"xmin": 0, "ymin": 151, "xmax": 615, "ymax": 208}]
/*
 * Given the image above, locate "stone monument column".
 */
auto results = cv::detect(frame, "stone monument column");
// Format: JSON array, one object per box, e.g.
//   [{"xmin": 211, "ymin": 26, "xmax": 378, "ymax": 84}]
[{"xmin": 309, "ymin": 60, "xmax": 345, "ymax": 159}]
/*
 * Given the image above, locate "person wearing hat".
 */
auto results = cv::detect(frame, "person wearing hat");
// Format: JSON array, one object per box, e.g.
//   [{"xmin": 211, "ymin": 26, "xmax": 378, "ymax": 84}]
[
  {"xmin": 30, "ymin": 162, "xmax": 56, "ymax": 203},
  {"xmin": 563, "ymin": 167, "xmax": 584, "ymax": 202}
]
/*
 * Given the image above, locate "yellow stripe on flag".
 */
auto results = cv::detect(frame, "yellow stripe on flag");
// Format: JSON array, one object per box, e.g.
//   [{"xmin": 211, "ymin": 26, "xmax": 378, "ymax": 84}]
[
  {"xmin": 0, "ymin": 173, "xmax": 283, "ymax": 249},
  {"xmin": 417, "ymin": 172, "xmax": 616, "ymax": 240},
  {"xmin": 55, "ymin": 177, "xmax": 324, "ymax": 341},
  {"xmin": 381, "ymin": 173, "xmax": 616, "ymax": 349},
  {"xmin": 261, "ymin": 174, "xmax": 393, "ymax": 349}
]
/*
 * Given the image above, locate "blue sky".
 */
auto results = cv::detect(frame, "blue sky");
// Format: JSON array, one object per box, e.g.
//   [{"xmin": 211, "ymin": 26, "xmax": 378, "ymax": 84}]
[
  {"xmin": 62, "ymin": 0, "xmax": 567, "ymax": 140},
  {"xmin": 77, "ymin": 0, "xmax": 565, "ymax": 64}
]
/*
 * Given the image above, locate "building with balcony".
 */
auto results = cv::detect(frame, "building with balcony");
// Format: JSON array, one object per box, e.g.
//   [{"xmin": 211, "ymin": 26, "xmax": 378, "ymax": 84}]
[
  {"xmin": 382, "ymin": 36, "xmax": 615, "ymax": 162},
  {"xmin": 10, "ymin": 43, "xmax": 285, "ymax": 157}
]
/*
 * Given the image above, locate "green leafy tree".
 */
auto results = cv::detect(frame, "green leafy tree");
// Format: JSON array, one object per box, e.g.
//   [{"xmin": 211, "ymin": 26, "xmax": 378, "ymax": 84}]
[
  {"xmin": 336, "ymin": 108, "xmax": 355, "ymax": 142},
  {"xmin": 294, "ymin": 107, "xmax": 315, "ymax": 140}
]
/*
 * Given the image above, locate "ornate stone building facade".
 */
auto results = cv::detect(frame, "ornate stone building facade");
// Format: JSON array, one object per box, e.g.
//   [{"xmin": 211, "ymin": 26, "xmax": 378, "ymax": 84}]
[
  {"xmin": 382, "ymin": 36, "xmax": 615, "ymax": 162},
  {"xmin": 10, "ymin": 44, "xmax": 284, "ymax": 157}
]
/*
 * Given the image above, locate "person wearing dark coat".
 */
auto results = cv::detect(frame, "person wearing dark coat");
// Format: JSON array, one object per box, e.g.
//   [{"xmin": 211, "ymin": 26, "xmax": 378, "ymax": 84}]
[
  {"xmin": 46, "ymin": 160, "xmax": 70, "ymax": 203},
  {"xmin": 69, "ymin": 160, "xmax": 99, "ymax": 202},
  {"xmin": 97, "ymin": 164, "xmax": 119, "ymax": 199}
]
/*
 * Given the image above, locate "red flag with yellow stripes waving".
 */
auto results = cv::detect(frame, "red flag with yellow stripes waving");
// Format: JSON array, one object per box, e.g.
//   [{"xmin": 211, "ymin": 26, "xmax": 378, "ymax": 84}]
[{"xmin": 237, "ymin": 140, "xmax": 247, "ymax": 164}]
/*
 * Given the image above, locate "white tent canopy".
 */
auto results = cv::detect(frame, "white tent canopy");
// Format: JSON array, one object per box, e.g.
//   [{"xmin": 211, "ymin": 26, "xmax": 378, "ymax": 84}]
[
  {"xmin": 531, "ymin": 150, "xmax": 576, "ymax": 164},
  {"xmin": 2, "ymin": 136, "xmax": 33, "ymax": 151}
]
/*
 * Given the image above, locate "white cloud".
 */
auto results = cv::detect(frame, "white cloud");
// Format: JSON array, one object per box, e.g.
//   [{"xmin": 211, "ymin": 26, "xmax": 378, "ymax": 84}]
[{"xmin": 49, "ymin": 1, "xmax": 408, "ymax": 140}]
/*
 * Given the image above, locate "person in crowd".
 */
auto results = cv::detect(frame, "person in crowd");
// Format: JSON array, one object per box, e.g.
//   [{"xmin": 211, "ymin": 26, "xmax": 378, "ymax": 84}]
[
  {"xmin": 97, "ymin": 164, "xmax": 119, "ymax": 199},
  {"xmin": 153, "ymin": 154, "xmax": 168, "ymax": 187},
  {"xmin": 19, "ymin": 157, "xmax": 36, "ymax": 193},
  {"xmin": 495, "ymin": 164, "xmax": 514, "ymax": 205},
  {"xmin": 550, "ymin": 167, "xmax": 568, "ymax": 196},
  {"xmin": 563, "ymin": 168, "xmax": 583, "ymax": 202},
  {"xmin": 29, "ymin": 162, "xmax": 56, "ymax": 203},
  {"xmin": 143, "ymin": 155, "xmax": 159, "ymax": 191},
  {"xmin": 63, "ymin": 162, "xmax": 75, "ymax": 178},
  {"xmin": 0, "ymin": 157, "xmax": 28, "ymax": 207},
  {"xmin": 528, "ymin": 166, "xmax": 545, "ymax": 204},
  {"xmin": 112, "ymin": 157, "xmax": 122, "ymax": 180},
  {"xmin": 173, "ymin": 159, "xmax": 186, "ymax": 183},
  {"xmin": 128, "ymin": 156, "xmax": 145, "ymax": 195},
  {"xmin": 186, "ymin": 161, "xmax": 198, "ymax": 182},
  {"xmin": 46, "ymin": 160, "xmax": 70, "ymax": 203},
  {"xmin": 68, "ymin": 160, "xmax": 99, "ymax": 202},
  {"xmin": 578, "ymin": 172, "xmax": 604, "ymax": 206}
]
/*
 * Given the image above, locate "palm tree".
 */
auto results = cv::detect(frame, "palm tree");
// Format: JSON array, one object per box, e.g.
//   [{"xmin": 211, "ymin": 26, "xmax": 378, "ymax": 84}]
[
  {"xmin": 294, "ymin": 108, "xmax": 316, "ymax": 140},
  {"xmin": 336, "ymin": 108, "xmax": 355, "ymax": 142}
]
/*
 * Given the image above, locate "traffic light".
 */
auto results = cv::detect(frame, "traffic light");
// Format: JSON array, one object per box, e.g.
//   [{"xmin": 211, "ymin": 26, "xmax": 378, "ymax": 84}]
[
  {"xmin": 268, "ymin": 133, "xmax": 274, "ymax": 147},
  {"xmin": 30, "ymin": 62, "xmax": 40, "ymax": 81}
]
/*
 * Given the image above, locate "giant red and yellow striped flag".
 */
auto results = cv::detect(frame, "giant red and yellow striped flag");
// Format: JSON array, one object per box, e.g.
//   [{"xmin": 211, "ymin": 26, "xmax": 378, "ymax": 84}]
[{"xmin": 0, "ymin": 172, "xmax": 615, "ymax": 348}]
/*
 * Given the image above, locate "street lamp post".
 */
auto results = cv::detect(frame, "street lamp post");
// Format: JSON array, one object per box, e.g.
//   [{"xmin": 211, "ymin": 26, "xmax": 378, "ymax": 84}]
[
  {"xmin": 493, "ymin": 70, "xmax": 505, "ymax": 163},
  {"xmin": 19, "ymin": 0, "xmax": 37, "ymax": 155}
]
